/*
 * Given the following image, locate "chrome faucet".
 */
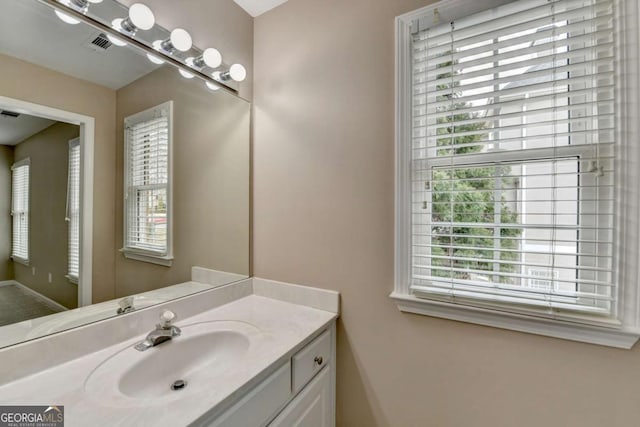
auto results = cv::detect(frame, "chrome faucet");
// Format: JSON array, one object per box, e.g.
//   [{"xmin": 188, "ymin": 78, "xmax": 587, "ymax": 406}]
[{"xmin": 134, "ymin": 310, "xmax": 181, "ymax": 351}]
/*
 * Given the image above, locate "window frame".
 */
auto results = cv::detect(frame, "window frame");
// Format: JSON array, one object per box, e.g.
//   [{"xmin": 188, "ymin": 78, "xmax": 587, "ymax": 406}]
[
  {"xmin": 10, "ymin": 157, "xmax": 30, "ymax": 266},
  {"xmin": 66, "ymin": 138, "xmax": 80, "ymax": 284},
  {"xmin": 121, "ymin": 100, "xmax": 174, "ymax": 267},
  {"xmin": 393, "ymin": 0, "xmax": 640, "ymax": 348}
]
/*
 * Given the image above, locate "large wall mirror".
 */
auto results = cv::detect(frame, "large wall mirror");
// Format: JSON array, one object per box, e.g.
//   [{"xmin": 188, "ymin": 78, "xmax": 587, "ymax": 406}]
[{"xmin": 0, "ymin": 0, "xmax": 250, "ymax": 348}]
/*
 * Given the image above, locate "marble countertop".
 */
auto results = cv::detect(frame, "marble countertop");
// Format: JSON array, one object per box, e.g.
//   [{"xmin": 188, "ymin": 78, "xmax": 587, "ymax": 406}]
[{"xmin": 0, "ymin": 294, "xmax": 337, "ymax": 426}]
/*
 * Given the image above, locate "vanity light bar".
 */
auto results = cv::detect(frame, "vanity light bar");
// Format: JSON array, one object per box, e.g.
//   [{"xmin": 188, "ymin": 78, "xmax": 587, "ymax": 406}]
[{"xmin": 44, "ymin": 0, "xmax": 243, "ymax": 96}]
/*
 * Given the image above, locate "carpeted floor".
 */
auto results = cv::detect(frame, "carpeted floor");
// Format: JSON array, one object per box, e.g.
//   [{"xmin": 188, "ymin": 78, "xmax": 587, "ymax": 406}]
[{"xmin": 0, "ymin": 284, "xmax": 65, "ymax": 326}]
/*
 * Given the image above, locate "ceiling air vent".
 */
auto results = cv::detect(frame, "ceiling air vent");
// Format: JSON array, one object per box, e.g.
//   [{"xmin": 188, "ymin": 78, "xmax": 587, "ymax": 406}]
[
  {"xmin": 84, "ymin": 33, "xmax": 112, "ymax": 52},
  {"xmin": 0, "ymin": 110, "xmax": 20, "ymax": 118}
]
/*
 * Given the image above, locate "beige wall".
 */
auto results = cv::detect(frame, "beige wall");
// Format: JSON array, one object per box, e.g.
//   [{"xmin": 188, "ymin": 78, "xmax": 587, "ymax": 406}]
[
  {"xmin": 114, "ymin": 66, "xmax": 250, "ymax": 297},
  {"xmin": 0, "ymin": 145, "xmax": 13, "ymax": 281},
  {"xmin": 0, "ymin": 53, "xmax": 116, "ymax": 304},
  {"xmin": 119, "ymin": 0, "xmax": 254, "ymax": 101},
  {"xmin": 13, "ymin": 123, "xmax": 79, "ymax": 308},
  {"xmin": 253, "ymin": 1, "xmax": 640, "ymax": 426}
]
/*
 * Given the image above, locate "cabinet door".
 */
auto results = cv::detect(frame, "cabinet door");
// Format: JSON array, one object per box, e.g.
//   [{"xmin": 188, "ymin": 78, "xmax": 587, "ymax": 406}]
[{"xmin": 269, "ymin": 367, "xmax": 333, "ymax": 427}]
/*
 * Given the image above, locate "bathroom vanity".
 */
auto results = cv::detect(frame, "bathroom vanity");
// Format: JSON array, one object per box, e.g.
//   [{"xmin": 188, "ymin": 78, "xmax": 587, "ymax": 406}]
[{"xmin": 0, "ymin": 276, "xmax": 339, "ymax": 427}]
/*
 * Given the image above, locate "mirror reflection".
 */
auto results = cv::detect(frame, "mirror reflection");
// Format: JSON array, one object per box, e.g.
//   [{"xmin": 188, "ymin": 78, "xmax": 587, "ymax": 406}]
[
  {"xmin": 0, "ymin": 117, "xmax": 80, "ymax": 319},
  {"xmin": 0, "ymin": 0, "xmax": 250, "ymax": 347}
]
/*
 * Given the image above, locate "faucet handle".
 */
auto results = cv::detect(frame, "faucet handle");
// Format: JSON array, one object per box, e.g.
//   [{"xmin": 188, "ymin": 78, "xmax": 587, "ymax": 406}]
[{"xmin": 159, "ymin": 310, "xmax": 177, "ymax": 328}]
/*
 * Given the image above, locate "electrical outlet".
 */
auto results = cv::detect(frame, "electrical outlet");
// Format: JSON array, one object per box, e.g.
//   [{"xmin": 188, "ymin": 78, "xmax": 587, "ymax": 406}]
[
  {"xmin": 32, "ymin": 267, "xmax": 36, "ymax": 276},
  {"xmin": 48, "ymin": 273, "xmax": 52, "ymax": 283}
]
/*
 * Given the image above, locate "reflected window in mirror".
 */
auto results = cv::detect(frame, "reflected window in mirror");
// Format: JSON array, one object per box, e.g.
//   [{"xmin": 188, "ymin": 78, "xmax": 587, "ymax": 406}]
[
  {"xmin": 66, "ymin": 138, "xmax": 80, "ymax": 283},
  {"xmin": 10, "ymin": 158, "xmax": 30, "ymax": 265},
  {"xmin": 123, "ymin": 101, "xmax": 173, "ymax": 266}
]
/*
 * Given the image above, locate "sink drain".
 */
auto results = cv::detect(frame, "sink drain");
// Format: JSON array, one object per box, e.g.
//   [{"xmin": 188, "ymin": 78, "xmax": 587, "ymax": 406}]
[{"xmin": 171, "ymin": 380, "xmax": 187, "ymax": 391}]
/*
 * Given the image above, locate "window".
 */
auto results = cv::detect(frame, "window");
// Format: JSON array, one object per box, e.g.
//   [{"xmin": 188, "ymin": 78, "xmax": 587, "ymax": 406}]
[
  {"xmin": 394, "ymin": 0, "xmax": 640, "ymax": 347},
  {"xmin": 11, "ymin": 158, "xmax": 29, "ymax": 264},
  {"xmin": 66, "ymin": 138, "xmax": 80, "ymax": 283},
  {"xmin": 122, "ymin": 101, "xmax": 173, "ymax": 266}
]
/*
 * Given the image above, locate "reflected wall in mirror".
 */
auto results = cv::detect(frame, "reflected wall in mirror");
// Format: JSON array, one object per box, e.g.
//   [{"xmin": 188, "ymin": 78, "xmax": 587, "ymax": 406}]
[
  {"xmin": 0, "ymin": 0, "xmax": 250, "ymax": 348},
  {"xmin": 0, "ymin": 115, "xmax": 80, "ymax": 323}
]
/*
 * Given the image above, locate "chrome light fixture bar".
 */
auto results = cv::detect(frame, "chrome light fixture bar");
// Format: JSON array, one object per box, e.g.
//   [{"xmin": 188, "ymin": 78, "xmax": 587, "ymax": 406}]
[{"xmin": 40, "ymin": 0, "xmax": 240, "ymax": 96}]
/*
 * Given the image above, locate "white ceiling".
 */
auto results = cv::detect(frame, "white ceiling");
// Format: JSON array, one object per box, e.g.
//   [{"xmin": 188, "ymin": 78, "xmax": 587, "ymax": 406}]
[
  {"xmin": 0, "ymin": 0, "xmax": 159, "ymax": 90},
  {"xmin": 0, "ymin": 112, "xmax": 56, "ymax": 146},
  {"xmin": 233, "ymin": 0, "xmax": 289, "ymax": 17}
]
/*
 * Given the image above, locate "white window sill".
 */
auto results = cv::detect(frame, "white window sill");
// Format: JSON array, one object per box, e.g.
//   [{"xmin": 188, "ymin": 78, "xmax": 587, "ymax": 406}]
[
  {"xmin": 121, "ymin": 249, "xmax": 173, "ymax": 267},
  {"xmin": 390, "ymin": 292, "xmax": 640, "ymax": 349},
  {"xmin": 10, "ymin": 256, "xmax": 29, "ymax": 267}
]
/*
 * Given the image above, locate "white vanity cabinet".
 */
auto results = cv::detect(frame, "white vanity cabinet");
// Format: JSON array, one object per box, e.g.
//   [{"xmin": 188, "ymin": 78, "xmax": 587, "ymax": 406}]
[
  {"xmin": 194, "ymin": 322, "xmax": 336, "ymax": 427},
  {"xmin": 268, "ymin": 367, "xmax": 332, "ymax": 427}
]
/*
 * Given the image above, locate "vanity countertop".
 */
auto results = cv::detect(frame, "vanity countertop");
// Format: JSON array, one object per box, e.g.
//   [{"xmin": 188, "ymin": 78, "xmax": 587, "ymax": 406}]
[{"xmin": 0, "ymin": 292, "xmax": 337, "ymax": 426}]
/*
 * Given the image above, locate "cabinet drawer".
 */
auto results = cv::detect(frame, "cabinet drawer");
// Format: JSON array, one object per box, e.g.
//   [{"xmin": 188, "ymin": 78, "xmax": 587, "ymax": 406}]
[{"xmin": 292, "ymin": 330, "xmax": 331, "ymax": 393}]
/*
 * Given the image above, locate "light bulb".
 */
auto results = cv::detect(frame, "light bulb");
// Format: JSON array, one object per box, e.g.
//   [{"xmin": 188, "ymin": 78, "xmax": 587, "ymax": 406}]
[
  {"xmin": 206, "ymin": 81, "xmax": 220, "ymax": 91},
  {"xmin": 186, "ymin": 48, "xmax": 222, "ymax": 70},
  {"xmin": 55, "ymin": 10, "xmax": 80, "ymax": 25},
  {"xmin": 128, "ymin": 3, "xmax": 155, "ymax": 31},
  {"xmin": 179, "ymin": 69, "xmax": 194, "ymax": 79},
  {"xmin": 171, "ymin": 29, "xmax": 192, "ymax": 52},
  {"xmin": 202, "ymin": 48, "xmax": 222, "ymax": 68},
  {"xmin": 146, "ymin": 53, "xmax": 164, "ymax": 65},
  {"xmin": 106, "ymin": 33, "xmax": 127, "ymax": 47},
  {"xmin": 87, "ymin": 0, "xmax": 103, "ymax": 3},
  {"xmin": 229, "ymin": 64, "xmax": 247, "ymax": 82}
]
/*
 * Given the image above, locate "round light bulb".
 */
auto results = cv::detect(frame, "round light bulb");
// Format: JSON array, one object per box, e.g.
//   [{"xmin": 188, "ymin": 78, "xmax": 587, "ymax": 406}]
[
  {"xmin": 106, "ymin": 33, "xmax": 127, "ymax": 47},
  {"xmin": 206, "ymin": 81, "xmax": 220, "ymax": 91},
  {"xmin": 146, "ymin": 53, "xmax": 164, "ymax": 65},
  {"xmin": 202, "ymin": 48, "xmax": 222, "ymax": 68},
  {"xmin": 170, "ymin": 28, "xmax": 192, "ymax": 52},
  {"xmin": 55, "ymin": 10, "xmax": 80, "ymax": 25},
  {"xmin": 229, "ymin": 64, "xmax": 247, "ymax": 82},
  {"xmin": 87, "ymin": 0, "xmax": 103, "ymax": 3},
  {"xmin": 179, "ymin": 69, "xmax": 194, "ymax": 79},
  {"xmin": 128, "ymin": 3, "xmax": 155, "ymax": 31}
]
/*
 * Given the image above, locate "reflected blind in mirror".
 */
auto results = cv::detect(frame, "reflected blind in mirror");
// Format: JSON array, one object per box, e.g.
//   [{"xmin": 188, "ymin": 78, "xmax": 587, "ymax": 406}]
[
  {"xmin": 66, "ymin": 139, "xmax": 80, "ymax": 281},
  {"xmin": 124, "ymin": 103, "xmax": 171, "ymax": 255},
  {"xmin": 410, "ymin": 0, "xmax": 616, "ymax": 321},
  {"xmin": 11, "ymin": 159, "xmax": 30, "ymax": 263}
]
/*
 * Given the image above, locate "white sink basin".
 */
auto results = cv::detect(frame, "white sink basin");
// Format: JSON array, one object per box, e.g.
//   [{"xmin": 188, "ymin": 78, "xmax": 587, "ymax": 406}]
[{"xmin": 84, "ymin": 321, "xmax": 261, "ymax": 406}]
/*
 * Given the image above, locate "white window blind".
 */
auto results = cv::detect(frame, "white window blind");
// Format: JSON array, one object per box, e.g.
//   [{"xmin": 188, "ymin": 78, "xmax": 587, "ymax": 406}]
[
  {"xmin": 124, "ymin": 102, "xmax": 172, "ymax": 257},
  {"xmin": 66, "ymin": 138, "xmax": 80, "ymax": 282},
  {"xmin": 11, "ymin": 159, "xmax": 29, "ymax": 263},
  {"xmin": 411, "ymin": 0, "xmax": 616, "ymax": 320}
]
